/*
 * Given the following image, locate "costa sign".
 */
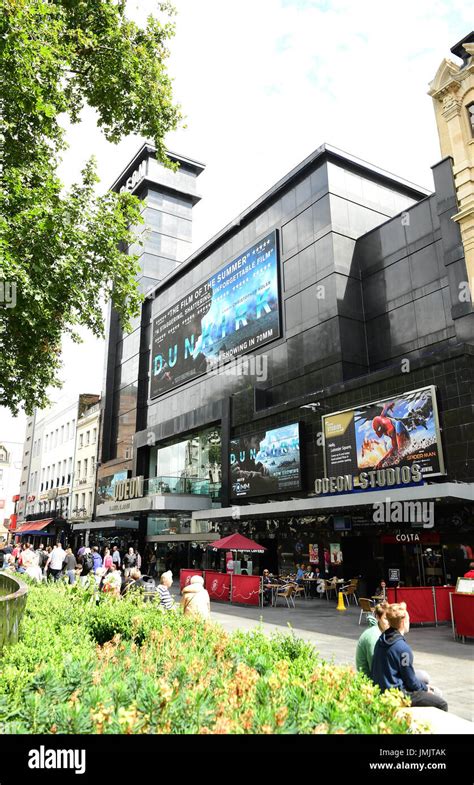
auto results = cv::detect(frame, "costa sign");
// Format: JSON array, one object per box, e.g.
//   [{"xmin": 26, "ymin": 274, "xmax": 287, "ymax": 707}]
[
  {"xmin": 113, "ymin": 476, "xmax": 144, "ymax": 502},
  {"xmin": 314, "ymin": 463, "xmax": 422, "ymax": 495}
]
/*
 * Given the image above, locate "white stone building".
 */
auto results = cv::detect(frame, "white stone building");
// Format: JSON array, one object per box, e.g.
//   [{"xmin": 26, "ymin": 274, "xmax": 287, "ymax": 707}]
[
  {"xmin": 70, "ymin": 402, "xmax": 100, "ymax": 525},
  {"xmin": 17, "ymin": 394, "xmax": 100, "ymax": 538}
]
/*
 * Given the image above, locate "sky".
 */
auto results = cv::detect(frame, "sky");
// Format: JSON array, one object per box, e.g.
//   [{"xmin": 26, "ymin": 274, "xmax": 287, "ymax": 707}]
[{"xmin": 1, "ymin": 0, "xmax": 472, "ymax": 452}]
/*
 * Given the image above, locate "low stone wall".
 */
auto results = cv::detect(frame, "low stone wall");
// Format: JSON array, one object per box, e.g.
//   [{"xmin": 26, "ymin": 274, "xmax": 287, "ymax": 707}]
[{"xmin": 0, "ymin": 573, "xmax": 28, "ymax": 649}]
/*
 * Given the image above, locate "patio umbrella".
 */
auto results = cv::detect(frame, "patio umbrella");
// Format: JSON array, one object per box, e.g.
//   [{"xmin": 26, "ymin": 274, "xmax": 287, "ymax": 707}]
[{"xmin": 208, "ymin": 533, "xmax": 266, "ymax": 553}]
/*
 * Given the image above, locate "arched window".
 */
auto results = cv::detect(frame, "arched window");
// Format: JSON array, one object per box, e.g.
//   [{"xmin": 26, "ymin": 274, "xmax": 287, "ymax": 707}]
[{"xmin": 467, "ymin": 102, "xmax": 474, "ymax": 137}]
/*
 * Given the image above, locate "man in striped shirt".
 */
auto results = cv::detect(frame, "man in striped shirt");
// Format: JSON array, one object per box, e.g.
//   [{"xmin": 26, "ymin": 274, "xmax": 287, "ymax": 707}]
[{"xmin": 157, "ymin": 570, "xmax": 174, "ymax": 610}]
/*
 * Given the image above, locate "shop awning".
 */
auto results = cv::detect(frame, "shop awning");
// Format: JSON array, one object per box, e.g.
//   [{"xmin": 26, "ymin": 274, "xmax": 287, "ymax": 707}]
[
  {"xmin": 208, "ymin": 533, "xmax": 267, "ymax": 553},
  {"xmin": 192, "ymin": 482, "xmax": 474, "ymax": 522},
  {"xmin": 15, "ymin": 518, "xmax": 54, "ymax": 535}
]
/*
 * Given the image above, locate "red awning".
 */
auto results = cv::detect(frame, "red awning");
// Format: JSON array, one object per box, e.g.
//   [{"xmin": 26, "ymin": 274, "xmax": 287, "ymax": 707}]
[
  {"xmin": 208, "ymin": 533, "xmax": 267, "ymax": 553},
  {"xmin": 15, "ymin": 518, "xmax": 54, "ymax": 534}
]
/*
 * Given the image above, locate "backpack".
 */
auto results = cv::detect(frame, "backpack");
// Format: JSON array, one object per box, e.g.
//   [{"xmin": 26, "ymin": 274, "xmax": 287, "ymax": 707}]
[
  {"xmin": 137, "ymin": 576, "xmax": 158, "ymax": 603},
  {"xmin": 82, "ymin": 552, "xmax": 94, "ymax": 574}
]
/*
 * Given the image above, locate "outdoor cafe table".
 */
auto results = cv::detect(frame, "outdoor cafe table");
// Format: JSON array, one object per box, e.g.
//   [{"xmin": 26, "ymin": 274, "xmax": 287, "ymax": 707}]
[{"xmin": 265, "ymin": 583, "xmax": 281, "ymax": 606}]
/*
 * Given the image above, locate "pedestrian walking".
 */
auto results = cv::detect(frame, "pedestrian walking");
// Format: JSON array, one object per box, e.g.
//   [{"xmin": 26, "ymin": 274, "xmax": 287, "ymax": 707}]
[
  {"xmin": 103, "ymin": 547, "xmax": 113, "ymax": 570},
  {"xmin": 46, "ymin": 542, "xmax": 66, "ymax": 581},
  {"xmin": 78, "ymin": 547, "xmax": 94, "ymax": 587},
  {"xmin": 112, "ymin": 545, "xmax": 121, "ymax": 569},
  {"xmin": 63, "ymin": 547, "xmax": 77, "ymax": 585},
  {"xmin": 123, "ymin": 547, "xmax": 137, "ymax": 577},
  {"xmin": 92, "ymin": 546, "xmax": 103, "ymax": 573}
]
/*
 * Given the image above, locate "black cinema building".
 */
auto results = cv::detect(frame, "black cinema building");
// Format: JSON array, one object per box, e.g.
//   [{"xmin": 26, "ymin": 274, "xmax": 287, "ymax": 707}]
[{"xmin": 95, "ymin": 142, "xmax": 474, "ymax": 590}]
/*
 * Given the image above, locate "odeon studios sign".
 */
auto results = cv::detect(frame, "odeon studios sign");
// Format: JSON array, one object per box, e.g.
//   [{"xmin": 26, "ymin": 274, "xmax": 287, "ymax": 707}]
[{"xmin": 314, "ymin": 463, "xmax": 422, "ymax": 495}]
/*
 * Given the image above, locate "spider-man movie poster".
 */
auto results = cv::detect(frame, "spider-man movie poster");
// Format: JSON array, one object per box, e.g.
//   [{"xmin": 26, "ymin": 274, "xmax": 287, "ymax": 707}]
[{"xmin": 322, "ymin": 386, "xmax": 445, "ymax": 479}]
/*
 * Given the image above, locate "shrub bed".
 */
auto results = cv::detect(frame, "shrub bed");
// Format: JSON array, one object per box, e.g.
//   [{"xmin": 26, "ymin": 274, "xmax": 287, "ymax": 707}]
[{"xmin": 0, "ymin": 581, "xmax": 415, "ymax": 734}]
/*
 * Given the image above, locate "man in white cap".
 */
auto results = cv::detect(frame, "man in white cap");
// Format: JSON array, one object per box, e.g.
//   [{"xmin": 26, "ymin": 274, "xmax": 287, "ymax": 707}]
[
  {"xmin": 158, "ymin": 570, "xmax": 174, "ymax": 610},
  {"xmin": 181, "ymin": 575, "xmax": 211, "ymax": 620}
]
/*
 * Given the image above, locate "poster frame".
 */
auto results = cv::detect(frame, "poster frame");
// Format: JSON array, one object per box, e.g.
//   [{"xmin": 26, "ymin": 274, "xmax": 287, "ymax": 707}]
[{"xmin": 321, "ymin": 385, "xmax": 445, "ymax": 479}]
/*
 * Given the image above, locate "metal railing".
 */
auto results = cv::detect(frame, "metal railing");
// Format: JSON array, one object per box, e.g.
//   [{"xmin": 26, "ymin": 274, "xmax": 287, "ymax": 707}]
[{"xmin": 144, "ymin": 476, "xmax": 221, "ymax": 499}]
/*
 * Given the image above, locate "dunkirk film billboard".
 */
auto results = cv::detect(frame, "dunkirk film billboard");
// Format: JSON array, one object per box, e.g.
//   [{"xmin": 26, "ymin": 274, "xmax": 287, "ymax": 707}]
[
  {"xmin": 150, "ymin": 231, "xmax": 280, "ymax": 398},
  {"xmin": 230, "ymin": 423, "xmax": 301, "ymax": 498},
  {"xmin": 322, "ymin": 386, "xmax": 445, "ymax": 480}
]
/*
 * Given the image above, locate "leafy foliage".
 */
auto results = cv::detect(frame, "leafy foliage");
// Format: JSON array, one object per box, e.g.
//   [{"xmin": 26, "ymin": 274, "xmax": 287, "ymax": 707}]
[
  {"xmin": 0, "ymin": 0, "xmax": 182, "ymax": 414},
  {"xmin": 0, "ymin": 581, "xmax": 416, "ymax": 735}
]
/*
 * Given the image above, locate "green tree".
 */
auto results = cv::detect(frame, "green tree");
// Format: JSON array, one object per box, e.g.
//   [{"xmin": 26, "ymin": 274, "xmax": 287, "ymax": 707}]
[{"xmin": 0, "ymin": 0, "xmax": 182, "ymax": 415}]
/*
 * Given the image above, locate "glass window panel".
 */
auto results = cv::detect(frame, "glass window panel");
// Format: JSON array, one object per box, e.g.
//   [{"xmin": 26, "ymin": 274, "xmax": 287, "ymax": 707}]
[
  {"xmin": 295, "ymin": 176, "xmax": 311, "ymax": 207},
  {"xmin": 114, "ymin": 354, "xmax": 140, "ymax": 389},
  {"xmin": 142, "ymin": 208, "xmax": 192, "ymax": 241},
  {"xmin": 282, "ymin": 188, "xmax": 296, "ymax": 217},
  {"xmin": 282, "ymin": 217, "xmax": 297, "ymax": 256},
  {"xmin": 113, "ymin": 384, "xmax": 138, "ymax": 416},
  {"xmin": 296, "ymin": 205, "xmax": 313, "ymax": 247},
  {"xmin": 150, "ymin": 428, "xmax": 221, "ymax": 482},
  {"xmin": 310, "ymin": 166, "xmax": 328, "ymax": 200},
  {"xmin": 139, "ymin": 253, "xmax": 178, "ymax": 279}
]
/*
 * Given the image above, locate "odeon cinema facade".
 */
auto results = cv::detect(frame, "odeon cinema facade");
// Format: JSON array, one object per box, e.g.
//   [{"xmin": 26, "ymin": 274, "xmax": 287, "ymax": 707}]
[{"xmin": 94, "ymin": 141, "xmax": 474, "ymax": 591}]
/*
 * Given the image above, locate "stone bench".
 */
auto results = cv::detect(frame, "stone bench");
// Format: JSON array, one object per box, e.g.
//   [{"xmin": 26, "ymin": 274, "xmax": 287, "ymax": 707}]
[{"xmin": 397, "ymin": 707, "xmax": 474, "ymax": 734}]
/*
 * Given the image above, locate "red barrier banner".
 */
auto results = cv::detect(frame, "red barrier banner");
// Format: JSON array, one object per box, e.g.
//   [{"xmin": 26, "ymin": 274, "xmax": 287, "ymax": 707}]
[
  {"xmin": 205, "ymin": 570, "xmax": 231, "ymax": 602},
  {"xmin": 390, "ymin": 587, "xmax": 436, "ymax": 624},
  {"xmin": 433, "ymin": 586, "xmax": 455, "ymax": 623},
  {"xmin": 180, "ymin": 569, "xmax": 203, "ymax": 590},
  {"xmin": 452, "ymin": 594, "xmax": 474, "ymax": 637},
  {"xmin": 231, "ymin": 575, "xmax": 261, "ymax": 606}
]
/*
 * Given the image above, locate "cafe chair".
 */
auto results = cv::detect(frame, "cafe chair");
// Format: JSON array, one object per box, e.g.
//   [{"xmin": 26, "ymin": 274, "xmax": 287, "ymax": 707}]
[
  {"xmin": 293, "ymin": 583, "xmax": 307, "ymax": 599},
  {"xmin": 342, "ymin": 577, "xmax": 359, "ymax": 592},
  {"xmin": 323, "ymin": 579, "xmax": 337, "ymax": 601},
  {"xmin": 358, "ymin": 598, "xmax": 375, "ymax": 625},
  {"xmin": 342, "ymin": 584, "xmax": 358, "ymax": 607},
  {"xmin": 276, "ymin": 584, "xmax": 296, "ymax": 608}
]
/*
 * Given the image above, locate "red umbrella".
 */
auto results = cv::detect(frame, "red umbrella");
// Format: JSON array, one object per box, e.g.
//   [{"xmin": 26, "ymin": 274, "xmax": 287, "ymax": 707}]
[{"xmin": 208, "ymin": 533, "xmax": 266, "ymax": 553}]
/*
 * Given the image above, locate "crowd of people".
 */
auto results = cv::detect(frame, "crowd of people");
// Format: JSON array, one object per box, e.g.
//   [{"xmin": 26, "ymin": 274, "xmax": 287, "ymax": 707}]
[
  {"xmin": 355, "ymin": 600, "xmax": 448, "ymax": 712},
  {"xmin": 0, "ymin": 540, "xmax": 211, "ymax": 620}
]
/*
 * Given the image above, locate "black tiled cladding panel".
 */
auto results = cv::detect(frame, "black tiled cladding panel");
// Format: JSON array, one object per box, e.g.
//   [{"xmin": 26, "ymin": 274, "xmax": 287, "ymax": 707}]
[{"xmin": 142, "ymin": 157, "xmax": 473, "ymax": 486}]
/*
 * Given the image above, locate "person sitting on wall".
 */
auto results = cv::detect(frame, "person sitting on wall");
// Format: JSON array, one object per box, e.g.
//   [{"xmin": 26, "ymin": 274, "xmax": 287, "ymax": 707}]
[
  {"xmin": 356, "ymin": 602, "xmax": 390, "ymax": 678},
  {"xmin": 371, "ymin": 603, "xmax": 447, "ymax": 711}
]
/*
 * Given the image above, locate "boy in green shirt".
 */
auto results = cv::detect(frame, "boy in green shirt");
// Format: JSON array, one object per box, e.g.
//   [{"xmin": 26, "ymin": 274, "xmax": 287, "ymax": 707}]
[{"xmin": 355, "ymin": 602, "xmax": 389, "ymax": 678}]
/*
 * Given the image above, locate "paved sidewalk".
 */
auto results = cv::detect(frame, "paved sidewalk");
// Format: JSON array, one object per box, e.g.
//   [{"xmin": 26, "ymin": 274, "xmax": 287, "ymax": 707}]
[{"xmin": 205, "ymin": 596, "xmax": 474, "ymax": 722}]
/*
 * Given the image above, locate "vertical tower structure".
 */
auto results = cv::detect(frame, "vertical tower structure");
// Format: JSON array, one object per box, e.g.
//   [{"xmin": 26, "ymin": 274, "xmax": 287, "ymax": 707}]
[
  {"xmin": 429, "ymin": 32, "xmax": 474, "ymax": 293},
  {"xmin": 99, "ymin": 145, "xmax": 205, "ymax": 478}
]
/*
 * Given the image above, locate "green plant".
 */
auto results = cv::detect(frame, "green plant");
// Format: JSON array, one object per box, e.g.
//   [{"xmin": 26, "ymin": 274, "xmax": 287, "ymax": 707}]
[{"xmin": 0, "ymin": 581, "xmax": 415, "ymax": 735}]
